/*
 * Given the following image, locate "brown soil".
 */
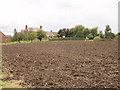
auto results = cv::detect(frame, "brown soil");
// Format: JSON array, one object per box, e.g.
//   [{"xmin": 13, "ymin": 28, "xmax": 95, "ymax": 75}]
[{"xmin": 2, "ymin": 41, "xmax": 119, "ymax": 88}]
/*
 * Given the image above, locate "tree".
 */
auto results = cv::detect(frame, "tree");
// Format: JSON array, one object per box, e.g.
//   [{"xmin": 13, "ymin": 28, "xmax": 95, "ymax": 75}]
[
  {"xmin": 12, "ymin": 29, "xmax": 26, "ymax": 42},
  {"xmin": 84, "ymin": 28, "xmax": 90, "ymax": 38},
  {"xmin": 75, "ymin": 25, "xmax": 85, "ymax": 31},
  {"xmin": 69, "ymin": 28, "xmax": 76, "ymax": 37},
  {"xmin": 76, "ymin": 29, "xmax": 84, "ymax": 39},
  {"xmin": 65, "ymin": 28, "xmax": 70, "ymax": 37},
  {"xmin": 17, "ymin": 32, "xmax": 25, "ymax": 43},
  {"xmin": 105, "ymin": 25, "xmax": 112, "ymax": 39},
  {"xmin": 12, "ymin": 33, "xmax": 18, "ymax": 41},
  {"xmin": 88, "ymin": 33, "xmax": 94, "ymax": 40},
  {"xmin": 108, "ymin": 32, "xmax": 115, "ymax": 39},
  {"xmin": 74, "ymin": 25, "xmax": 85, "ymax": 36},
  {"xmin": 69, "ymin": 25, "xmax": 85, "ymax": 37},
  {"xmin": 105, "ymin": 25, "xmax": 111, "ymax": 32},
  {"xmin": 28, "ymin": 31, "xmax": 37, "ymax": 42},
  {"xmin": 56, "ymin": 34, "xmax": 60, "ymax": 37},
  {"xmin": 12, "ymin": 29, "xmax": 18, "ymax": 41},
  {"xmin": 118, "ymin": 32, "xmax": 120, "ymax": 36},
  {"xmin": 99, "ymin": 31, "xmax": 104, "ymax": 38},
  {"xmin": 37, "ymin": 30, "xmax": 46, "ymax": 41},
  {"xmin": 58, "ymin": 29, "xmax": 65, "ymax": 37},
  {"xmin": 90, "ymin": 27, "xmax": 98, "ymax": 39}
]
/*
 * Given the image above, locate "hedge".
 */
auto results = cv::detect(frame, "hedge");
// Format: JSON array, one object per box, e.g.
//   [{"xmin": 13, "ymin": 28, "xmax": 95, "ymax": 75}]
[{"xmin": 49, "ymin": 37, "xmax": 85, "ymax": 41}]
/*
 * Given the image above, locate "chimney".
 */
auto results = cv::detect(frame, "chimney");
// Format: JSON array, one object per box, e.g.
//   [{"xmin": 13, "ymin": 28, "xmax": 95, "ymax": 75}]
[
  {"xmin": 25, "ymin": 25, "xmax": 28, "ymax": 30},
  {"xmin": 40, "ymin": 26, "xmax": 42, "ymax": 30}
]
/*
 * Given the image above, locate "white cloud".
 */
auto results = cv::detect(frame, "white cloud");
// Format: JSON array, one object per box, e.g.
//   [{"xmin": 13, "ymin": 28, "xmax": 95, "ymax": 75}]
[{"xmin": 0, "ymin": 0, "xmax": 119, "ymax": 35}]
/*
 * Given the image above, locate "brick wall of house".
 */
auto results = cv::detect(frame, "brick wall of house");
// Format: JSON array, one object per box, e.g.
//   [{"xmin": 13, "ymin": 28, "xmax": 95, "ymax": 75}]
[{"xmin": 0, "ymin": 32, "xmax": 11, "ymax": 43}]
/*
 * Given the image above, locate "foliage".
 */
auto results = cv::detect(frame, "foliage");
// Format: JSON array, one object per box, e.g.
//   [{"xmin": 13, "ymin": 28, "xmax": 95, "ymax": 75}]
[
  {"xmin": 12, "ymin": 28, "xmax": 18, "ymax": 41},
  {"xmin": 58, "ymin": 29, "xmax": 65, "ymax": 37},
  {"xmin": 108, "ymin": 32, "xmax": 115, "ymax": 39},
  {"xmin": 105, "ymin": 25, "xmax": 112, "ymax": 39},
  {"xmin": 84, "ymin": 28, "xmax": 90, "ymax": 38},
  {"xmin": 69, "ymin": 28, "xmax": 76, "ymax": 37},
  {"xmin": 12, "ymin": 30, "xmax": 26, "ymax": 42},
  {"xmin": 118, "ymin": 32, "xmax": 120, "ymax": 36},
  {"xmin": 116, "ymin": 32, "xmax": 120, "ymax": 38},
  {"xmin": 87, "ymin": 33, "xmax": 94, "ymax": 40},
  {"xmin": 76, "ymin": 29, "xmax": 84, "ymax": 39},
  {"xmin": 37, "ymin": 30, "xmax": 47, "ymax": 41},
  {"xmin": 58, "ymin": 28, "xmax": 70, "ymax": 37},
  {"xmin": 90, "ymin": 27, "xmax": 98, "ymax": 39},
  {"xmin": 11, "ymin": 24, "xmax": 116, "ymax": 42},
  {"xmin": 94, "ymin": 36, "xmax": 101, "ymax": 41},
  {"xmin": 56, "ymin": 34, "xmax": 60, "ymax": 37},
  {"xmin": 99, "ymin": 31, "xmax": 104, "ymax": 38},
  {"xmin": 11, "ymin": 32, "xmax": 25, "ymax": 43},
  {"xmin": 57, "ymin": 25, "xmax": 99, "ymax": 40},
  {"xmin": 70, "ymin": 25, "xmax": 85, "ymax": 37},
  {"xmin": 28, "ymin": 31, "xmax": 37, "ymax": 41},
  {"xmin": 17, "ymin": 32, "xmax": 26, "ymax": 42}
]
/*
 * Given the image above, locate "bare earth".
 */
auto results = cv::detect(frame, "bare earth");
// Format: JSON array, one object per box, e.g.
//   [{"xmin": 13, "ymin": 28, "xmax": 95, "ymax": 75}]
[{"xmin": 2, "ymin": 41, "xmax": 119, "ymax": 88}]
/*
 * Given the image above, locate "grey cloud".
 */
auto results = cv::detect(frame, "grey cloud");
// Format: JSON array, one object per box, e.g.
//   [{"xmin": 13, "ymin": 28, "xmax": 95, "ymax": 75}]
[
  {"xmin": 0, "ymin": 24, "xmax": 20, "ymax": 35},
  {"xmin": 0, "ymin": 0, "xmax": 118, "ymax": 35}
]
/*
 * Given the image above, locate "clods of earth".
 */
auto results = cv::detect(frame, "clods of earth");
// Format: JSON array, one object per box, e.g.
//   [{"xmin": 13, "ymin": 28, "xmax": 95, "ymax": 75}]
[{"xmin": 2, "ymin": 41, "xmax": 119, "ymax": 88}]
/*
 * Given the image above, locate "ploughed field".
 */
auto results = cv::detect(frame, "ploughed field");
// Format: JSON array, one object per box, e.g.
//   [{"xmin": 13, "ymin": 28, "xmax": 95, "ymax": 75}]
[{"xmin": 2, "ymin": 41, "xmax": 119, "ymax": 88}]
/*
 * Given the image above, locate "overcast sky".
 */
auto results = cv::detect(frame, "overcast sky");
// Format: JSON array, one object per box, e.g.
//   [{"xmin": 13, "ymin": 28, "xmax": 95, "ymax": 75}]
[{"xmin": 0, "ymin": 0, "xmax": 119, "ymax": 35}]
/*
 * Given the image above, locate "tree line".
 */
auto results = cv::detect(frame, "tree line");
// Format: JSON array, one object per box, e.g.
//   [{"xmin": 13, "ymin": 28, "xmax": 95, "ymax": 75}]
[
  {"xmin": 12, "ymin": 29, "xmax": 46, "ymax": 42},
  {"xmin": 57, "ymin": 25, "xmax": 116, "ymax": 40},
  {"xmin": 12, "ymin": 25, "xmax": 119, "ymax": 42}
]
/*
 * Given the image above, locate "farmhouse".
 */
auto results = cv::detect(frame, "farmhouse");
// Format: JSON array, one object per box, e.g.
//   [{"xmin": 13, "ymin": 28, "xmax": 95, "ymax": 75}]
[
  {"xmin": 21, "ymin": 25, "xmax": 43, "ymax": 34},
  {"xmin": 46, "ymin": 30, "xmax": 57, "ymax": 39},
  {"xmin": 0, "ymin": 31, "xmax": 12, "ymax": 43},
  {"xmin": 21, "ymin": 25, "xmax": 57, "ymax": 39}
]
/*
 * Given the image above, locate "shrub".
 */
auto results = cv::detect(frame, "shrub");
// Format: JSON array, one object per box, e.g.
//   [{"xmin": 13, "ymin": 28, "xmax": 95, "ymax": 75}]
[
  {"xmin": 94, "ymin": 36, "xmax": 101, "ymax": 41},
  {"xmin": 87, "ymin": 33, "xmax": 94, "ymax": 40}
]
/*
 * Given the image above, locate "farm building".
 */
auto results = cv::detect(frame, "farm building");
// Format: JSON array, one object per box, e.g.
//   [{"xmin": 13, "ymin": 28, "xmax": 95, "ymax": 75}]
[
  {"xmin": 21, "ymin": 25, "xmax": 57, "ymax": 39},
  {"xmin": 46, "ymin": 30, "xmax": 57, "ymax": 39},
  {"xmin": 21, "ymin": 25, "xmax": 43, "ymax": 34},
  {"xmin": 0, "ymin": 31, "xmax": 12, "ymax": 43}
]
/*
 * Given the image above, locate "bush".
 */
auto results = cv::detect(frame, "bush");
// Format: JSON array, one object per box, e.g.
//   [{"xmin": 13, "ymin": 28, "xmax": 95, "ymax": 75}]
[
  {"xmin": 109, "ymin": 33, "xmax": 115, "ymax": 39},
  {"xmin": 94, "ymin": 36, "xmax": 101, "ymax": 41},
  {"xmin": 87, "ymin": 33, "xmax": 94, "ymax": 40}
]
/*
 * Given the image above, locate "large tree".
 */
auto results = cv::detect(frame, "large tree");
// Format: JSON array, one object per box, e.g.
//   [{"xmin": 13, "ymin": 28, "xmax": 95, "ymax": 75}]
[
  {"xmin": 76, "ymin": 29, "xmax": 84, "ymax": 39},
  {"xmin": 37, "ymin": 30, "xmax": 46, "ymax": 41},
  {"xmin": 69, "ymin": 28, "xmax": 76, "ymax": 37},
  {"xmin": 69, "ymin": 25, "xmax": 85, "ymax": 37},
  {"xmin": 12, "ymin": 29, "xmax": 18, "ymax": 41},
  {"xmin": 58, "ymin": 29, "xmax": 65, "ymax": 37},
  {"xmin": 74, "ymin": 25, "xmax": 85, "ymax": 36},
  {"xmin": 105, "ymin": 25, "xmax": 112, "ymax": 39},
  {"xmin": 90, "ymin": 27, "xmax": 98, "ymax": 39},
  {"xmin": 84, "ymin": 28, "xmax": 90, "ymax": 38},
  {"xmin": 28, "ymin": 31, "xmax": 37, "ymax": 42},
  {"xmin": 17, "ymin": 32, "xmax": 25, "ymax": 43}
]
